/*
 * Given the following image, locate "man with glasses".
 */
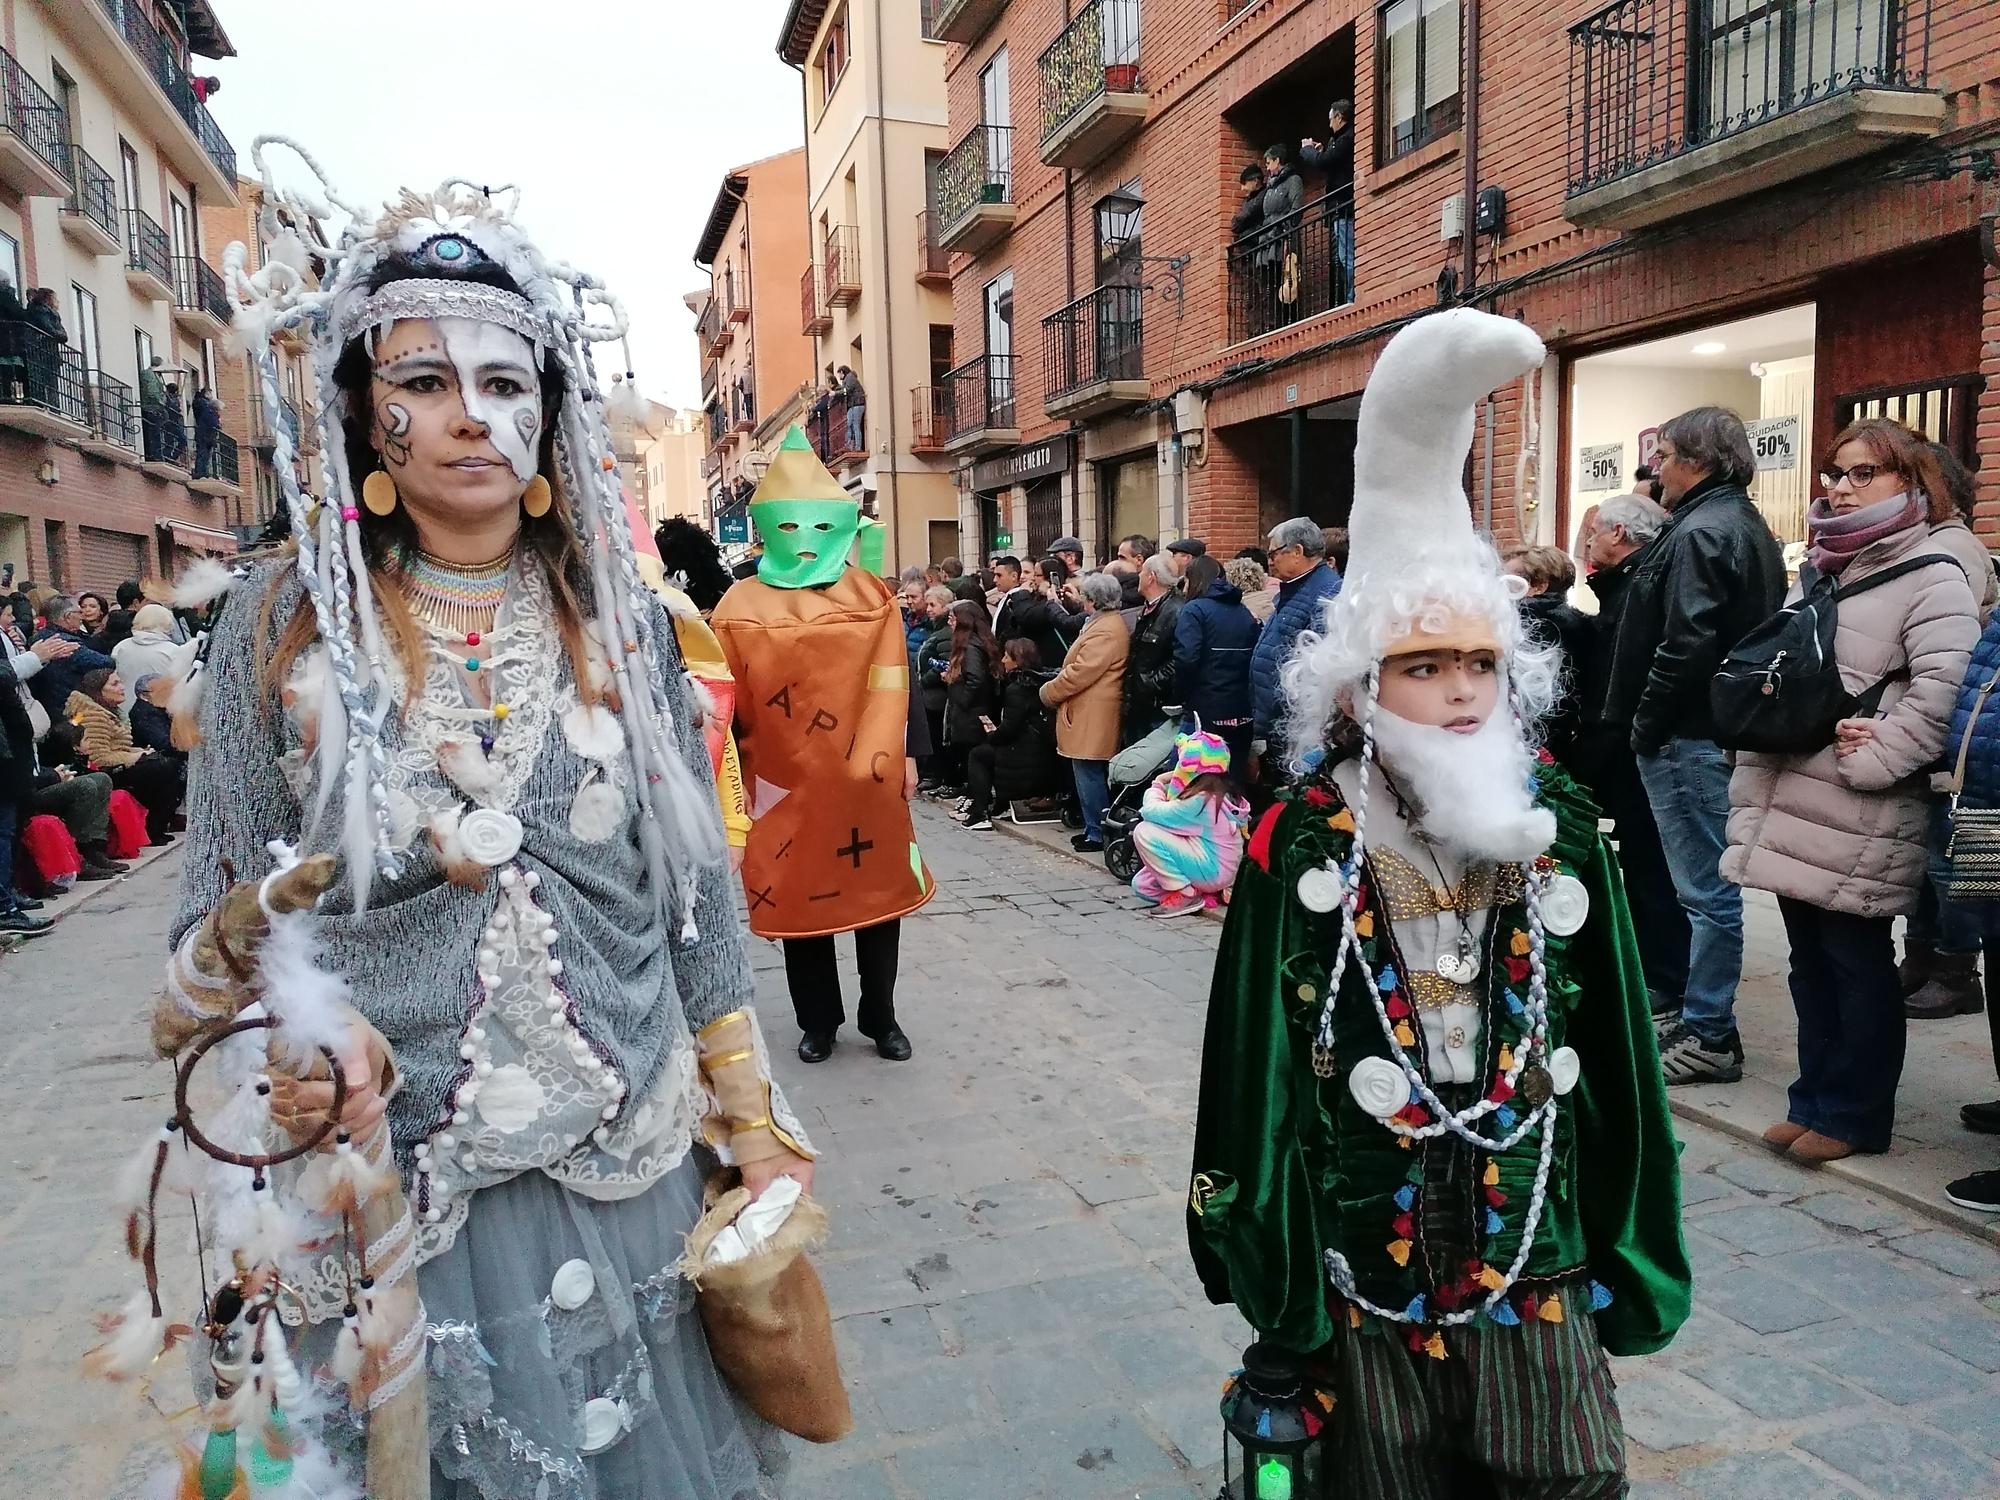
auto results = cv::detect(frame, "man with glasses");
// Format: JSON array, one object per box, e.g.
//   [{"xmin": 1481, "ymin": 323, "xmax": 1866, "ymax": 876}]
[
  {"xmin": 1250, "ymin": 516, "xmax": 1343, "ymax": 764},
  {"xmin": 1603, "ymin": 407, "xmax": 1785, "ymax": 1085}
]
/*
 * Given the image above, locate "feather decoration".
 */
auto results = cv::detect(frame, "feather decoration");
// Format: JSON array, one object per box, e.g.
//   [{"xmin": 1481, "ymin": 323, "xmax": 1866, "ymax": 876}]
[
  {"xmin": 436, "ymin": 739, "xmax": 504, "ymax": 801},
  {"xmin": 83, "ymin": 1288, "xmax": 167, "ymax": 1380},
  {"xmin": 170, "ymin": 558, "xmax": 239, "ymax": 609},
  {"xmin": 568, "ymin": 774, "xmax": 624, "ymax": 843},
  {"xmin": 329, "ymin": 1313, "xmax": 363, "ymax": 1388},
  {"xmin": 685, "ymin": 673, "xmax": 716, "ymax": 726},
  {"xmin": 168, "ymin": 665, "xmax": 207, "ymax": 752},
  {"xmin": 297, "ymin": 1138, "xmax": 394, "ymax": 1215},
  {"xmin": 562, "ymin": 702, "xmax": 626, "ymax": 761},
  {"xmin": 354, "ymin": 1278, "xmax": 393, "ymax": 1355},
  {"xmin": 253, "ymin": 898, "xmax": 351, "ymax": 1072},
  {"xmin": 247, "ymin": 1185, "xmax": 307, "ymax": 1270},
  {"xmin": 427, "ymin": 809, "xmax": 489, "ymax": 890}
]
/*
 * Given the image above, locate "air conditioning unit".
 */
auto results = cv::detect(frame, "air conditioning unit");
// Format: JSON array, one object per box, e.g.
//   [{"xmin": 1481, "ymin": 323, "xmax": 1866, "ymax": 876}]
[{"xmin": 1439, "ymin": 193, "xmax": 1465, "ymax": 244}]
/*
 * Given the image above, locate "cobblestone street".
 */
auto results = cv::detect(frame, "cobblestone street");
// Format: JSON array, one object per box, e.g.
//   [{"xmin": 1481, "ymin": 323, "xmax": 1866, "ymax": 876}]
[{"xmin": 9, "ymin": 805, "xmax": 2000, "ymax": 1497}]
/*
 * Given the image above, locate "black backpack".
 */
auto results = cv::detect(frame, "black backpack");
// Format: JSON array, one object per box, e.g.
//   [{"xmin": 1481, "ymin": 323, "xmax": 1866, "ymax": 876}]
[{"xmin": 1710, "ymin": 554, "xmax": 1964, "ymax": 755}]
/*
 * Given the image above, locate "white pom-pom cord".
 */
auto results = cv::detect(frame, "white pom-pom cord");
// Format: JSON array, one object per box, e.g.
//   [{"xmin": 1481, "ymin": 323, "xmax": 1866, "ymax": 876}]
[
  {"xmin": 82, "ymin": 1288, "xmax": 167, "ymax": 1381},
  {"xmin": 436, "ymin": 738, "xmax": 504, "ymax": 801}
]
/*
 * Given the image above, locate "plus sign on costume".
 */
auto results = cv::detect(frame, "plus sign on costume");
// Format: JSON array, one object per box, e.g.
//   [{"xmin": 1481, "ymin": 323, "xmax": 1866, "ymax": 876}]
[
  {"xmin": 711, "ymin": 430, "xmax": 933, "ymax": 1063},
  {"xmin": 1187, "ymin": 309, "xmax": 1689, "ymax": 1498}
]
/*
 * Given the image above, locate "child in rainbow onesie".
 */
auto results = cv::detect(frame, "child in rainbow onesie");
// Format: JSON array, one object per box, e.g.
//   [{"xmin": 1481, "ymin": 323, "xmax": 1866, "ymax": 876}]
[
  {"xmin": 1186, "ymin": 310, "xmax": 1689, "ymax": 1498},
  {"xmin": 1130, "ymin": 728, "xmax": 1250, "ymax": 916}
]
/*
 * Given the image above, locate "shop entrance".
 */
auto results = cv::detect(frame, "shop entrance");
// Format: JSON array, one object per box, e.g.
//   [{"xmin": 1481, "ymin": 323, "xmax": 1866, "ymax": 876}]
[{"xmin": 1567, "ymin": 304, "xmax": 1816, "ymax": 554}]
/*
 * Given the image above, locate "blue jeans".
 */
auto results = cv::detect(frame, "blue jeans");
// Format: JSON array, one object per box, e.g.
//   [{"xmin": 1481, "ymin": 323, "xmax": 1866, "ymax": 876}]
[
  {"xmin": 1779, "ymin": 896, "xmax": 1903, "ymax": 1151},
  {"xmin": 1072, "ymin": 758, "xmax": 1110, "ymax": 841},
  {"xmin": 0, "ymin": 795, "xmax": 19, "ymax": 909},
  {"xmin": 845, "ymin": 404, "xmax": 865, "ymax": 452},
  {"xmin": 1636, "ymin": 737, "xmax": 1743, "ymax": 1045}
]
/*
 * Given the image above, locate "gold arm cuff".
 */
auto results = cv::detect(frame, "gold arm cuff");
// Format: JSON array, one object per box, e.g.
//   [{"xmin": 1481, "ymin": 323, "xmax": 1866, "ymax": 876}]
[
  {"xmin": 695, "ymin": 1009, "xmax": 751, "ymax": 1043},
  {"xmin": 705, "ymin": 1047, "xmax": 756, "ymax": 1068}
]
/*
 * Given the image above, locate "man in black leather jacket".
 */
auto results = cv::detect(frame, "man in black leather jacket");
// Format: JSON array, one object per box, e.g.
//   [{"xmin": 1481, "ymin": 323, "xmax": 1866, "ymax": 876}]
[
  {"xmin": 1121, "ymin": 554, "xmax": 1183, "ymax": 748},
  {"xmin": 1604, "ymin": 407, "xmax": 1785, "ymax": 1087}
]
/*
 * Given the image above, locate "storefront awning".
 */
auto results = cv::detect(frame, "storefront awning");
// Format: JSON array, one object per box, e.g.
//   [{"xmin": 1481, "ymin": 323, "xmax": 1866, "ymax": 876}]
[{"xmin": 157, "ymin": 519, "xmax": 240, "ymax": 555}]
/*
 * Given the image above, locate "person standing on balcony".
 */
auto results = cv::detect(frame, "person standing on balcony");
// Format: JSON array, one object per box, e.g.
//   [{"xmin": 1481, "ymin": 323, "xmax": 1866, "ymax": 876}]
[
  {"xmin": 22, "ymin": 288, "xmax": 65, "ymax": 411},
  {"xmin": 838, "ymin": 364, "xmax": 866, "ymax": 455},
  {"xmin": 1604, "ymin": 406, "xmax": 1785, "ymax": 1086},
  {"xmin": 192, "ymin": 385, "xmax": 221, "ymax": 480},
  {"xmin": 139, "ymin": 357, "xmax": 167, "ymax": 461},
  {"xmin": 161, "ymin": 380, "xmax": 187, "ymax": 462},
  {"xmin": 1254, "ymin": 146, "xmax": 1306, "ymax": 332},
  {"xmin": 1230, "ymin": 162, "xmax": 1265, "ymax": 241},
  {"xmin": 1300, "ymin": 100, "xmax": 1356, "ymax": 306}
]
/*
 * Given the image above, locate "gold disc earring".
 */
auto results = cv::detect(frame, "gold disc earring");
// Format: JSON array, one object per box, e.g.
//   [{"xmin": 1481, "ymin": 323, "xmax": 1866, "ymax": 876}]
[
  {"xmin": 361, "ymin": 469, "xmax": 399, "ymax": 517},
  {"xmin": 522, "ymin": 475, "xmax": 553, "ymax": 519}
]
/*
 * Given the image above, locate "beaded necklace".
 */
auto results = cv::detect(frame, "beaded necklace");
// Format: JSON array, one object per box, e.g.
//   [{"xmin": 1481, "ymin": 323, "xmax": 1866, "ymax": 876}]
[{"xmin": 404, "ymin": 545, "xmax": 513, "ymax": 642}]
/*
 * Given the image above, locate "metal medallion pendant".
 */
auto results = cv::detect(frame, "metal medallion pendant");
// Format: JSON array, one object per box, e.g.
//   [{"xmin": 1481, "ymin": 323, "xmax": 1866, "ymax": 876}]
[
  {"xmin": 1516, "ymin": 1064, "xmax": 1555, "ymax": 1109},
  {"xmin": 1296, "ymin": 866, "xmax": 1343, "ymax": 914},
  {"xmin": 1436, "ymin": 935, "xmax": 1480, "ymax": 986}
]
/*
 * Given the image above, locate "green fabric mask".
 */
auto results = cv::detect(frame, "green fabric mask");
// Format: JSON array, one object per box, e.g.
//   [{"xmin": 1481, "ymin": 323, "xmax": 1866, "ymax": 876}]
[{"xmin": 751, "ymin": 499, "xmax": 858, "ymax": 589}]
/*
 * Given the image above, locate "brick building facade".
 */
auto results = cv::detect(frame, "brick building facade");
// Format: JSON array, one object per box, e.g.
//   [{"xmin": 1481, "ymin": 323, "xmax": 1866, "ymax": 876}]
[{"xmin": 930, "ymin": 0, "xmax": 2000, "ymax": 566}]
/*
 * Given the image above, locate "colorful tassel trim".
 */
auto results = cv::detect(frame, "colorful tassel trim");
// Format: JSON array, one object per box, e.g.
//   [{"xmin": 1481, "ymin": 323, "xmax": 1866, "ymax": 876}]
[
  {"xmin": 1488, "ymin": 1299, "xmax": 1521, "ymax": 1326},
  {"xmin": 1510, "ymin": 928, "xmax": 1531, "ymax": 956},
  {"xmin": 1588, "ymin": 1281, "xmax": 1614, "ymax": 1311},
  {"xmin": 1355, "ymin": 911, "xmax": 1375, "ymax": 938},
  {"xmin": 1539, "ymin": 1294, "xmax": 1565, "ymax": 1324},
  {"xmin": 1394, "ymin": 1184, "xmax": 1417, "ymax": 1211},
  {"xmin": 1423, "ymin": 1332, "xmax": 1447, "ymax": 1360},
  {"xmin": 1327, "ymin": 808, "xmax": 1357, "ymax": 833},
  {"xmin": 1386, "ymin": 1238, "xmax": 1412, "ymax": 1267},
  {"xmin": 1393, "ymin": 1021, "xmax": 1417, "ymax": 1048}
]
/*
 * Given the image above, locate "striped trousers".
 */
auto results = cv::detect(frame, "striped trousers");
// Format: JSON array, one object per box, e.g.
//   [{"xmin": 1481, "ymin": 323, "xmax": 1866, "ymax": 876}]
[{"xmin": 1327, "ymin": 1291, "xmax": 1628, "ymax": 1499}]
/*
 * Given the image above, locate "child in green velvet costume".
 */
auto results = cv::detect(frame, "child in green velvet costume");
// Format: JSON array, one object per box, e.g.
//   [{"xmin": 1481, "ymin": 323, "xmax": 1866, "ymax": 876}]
[{"xmin": 1187, "ymin": 310, "xmax": 1689, "ymax": 1498}]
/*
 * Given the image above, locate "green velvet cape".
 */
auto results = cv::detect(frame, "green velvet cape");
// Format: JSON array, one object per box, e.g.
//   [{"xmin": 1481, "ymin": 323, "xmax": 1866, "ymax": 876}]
[{"xmin": 1186, "ymin": 756, "xmax": 1690, "ymax": 1358}]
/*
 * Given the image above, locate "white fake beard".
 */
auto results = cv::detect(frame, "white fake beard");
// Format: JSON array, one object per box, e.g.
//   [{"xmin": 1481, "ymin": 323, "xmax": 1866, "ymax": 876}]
[{"xmin": 1369, "ymin": 703, "xmax": 1555, "ymax": 863}]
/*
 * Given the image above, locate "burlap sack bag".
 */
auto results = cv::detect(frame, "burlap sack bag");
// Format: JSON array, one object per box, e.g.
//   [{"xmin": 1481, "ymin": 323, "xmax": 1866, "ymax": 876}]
[{"xmin": 679, "ymin": 1181, "xmax": 853, "ymax": 1443}]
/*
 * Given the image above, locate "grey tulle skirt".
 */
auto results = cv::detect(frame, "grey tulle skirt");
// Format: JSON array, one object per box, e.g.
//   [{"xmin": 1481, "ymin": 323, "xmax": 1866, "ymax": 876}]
[{"xmin": 402, "ymin": 1156, "xmax": 786, "ymax": 1500}]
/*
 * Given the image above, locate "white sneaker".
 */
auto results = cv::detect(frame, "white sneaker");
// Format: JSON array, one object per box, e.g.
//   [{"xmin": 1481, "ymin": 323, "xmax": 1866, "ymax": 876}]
[{"xmin": 964, "ymin": 817, "xmax": 993, "ymax": 831}]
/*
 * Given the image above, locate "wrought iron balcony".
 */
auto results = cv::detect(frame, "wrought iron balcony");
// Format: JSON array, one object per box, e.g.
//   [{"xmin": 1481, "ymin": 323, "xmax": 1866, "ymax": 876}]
[
  {"xmin": 936, "ymin": 124, "xmax": 1015, "ymax": 256},
  {"xmin": 1226, "ymin": 186, "xmax": 1355, "ymax": 345},
  {"xmin": 929, "ymin": 0, "xmax": 1008, "ymax": 46},
  {"xmin": 60, "ymin": 144, "xmax": 120, "ymax": 255},
  {"xmin": 916, "ymin": 211, "xmax": 952, "ymax": 287},
  {"xmin": 251, "ymin": 393, "xmax": 305, "ymax": 454},
  {"xmin": 171, "ymin": 254, "xmax": 230, "ymax": 337},
  {"xmin": 80, "ymin": 371, "xmax": 138, "ymax": 458},
  {"xmin": 96, "ymin": 0, "xmax": 236, "ymax": 185},
  {"xmin": 0, "ymin": 324, "xmax": 90, "ymax": 438},
  {"xmin": 1038, "ymin": 0, "xmax": 1145, "ymax": 170},
  {"xmin": 698, "ymin": 297, "xmax": 731, "ymax": 357},
  {"xmin": 941, "ymin": 352, "xmax": 1018, "ymax": 456},
  {"xmin": 808, "ymin": 393, "xmax": 866, "ymax": 467},
  {"xmin": 1043, "ymin": 284, "xmax": 1146, "ymax": 420},
  {"xmin": 0, "ymin": 47, "xmax": 74, "ymax": 197},
  {"xmin": 801, "ymin": 263, "xmax": 832, "ymax": 336},
  {"xmin": 124, "ymin": 208, "xmax": 172, "ymax": 301},
  {"xmin": 1565, "ymin": 0, "xmax": 1942, "ymax": 229},
  {"xmin": 191, "ymin": 429, "xmax": 240, "ymax": 495},
  {"xmin": 824, "ymin": 224, "xmax": 862, "ymax": 308}
]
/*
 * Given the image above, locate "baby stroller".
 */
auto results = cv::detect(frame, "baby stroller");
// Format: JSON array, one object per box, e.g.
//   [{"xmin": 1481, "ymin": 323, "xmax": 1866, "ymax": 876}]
[{"xmin": 1100, "ymin": 716, "xmax": 1182, "ymax": 882}]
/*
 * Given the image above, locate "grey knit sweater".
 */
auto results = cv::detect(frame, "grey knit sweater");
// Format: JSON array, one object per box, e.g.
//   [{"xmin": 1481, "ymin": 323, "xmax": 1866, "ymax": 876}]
[{"xmin": 169, "ymin": 562, "xmax": 753, "ymax": 1167}]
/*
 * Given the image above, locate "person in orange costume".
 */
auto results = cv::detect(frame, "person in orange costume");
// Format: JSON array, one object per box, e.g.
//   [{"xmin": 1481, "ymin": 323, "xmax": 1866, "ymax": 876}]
[{"xmin": 711, "ymin": 427, "xmax": 933, "ymax": 1063}]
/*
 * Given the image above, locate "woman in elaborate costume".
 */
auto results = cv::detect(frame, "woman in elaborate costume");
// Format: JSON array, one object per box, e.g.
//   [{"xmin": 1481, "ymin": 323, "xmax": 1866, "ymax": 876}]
[{"xmin": 135, "ymin": 142, "xmax": 815, "ymax": 1499}]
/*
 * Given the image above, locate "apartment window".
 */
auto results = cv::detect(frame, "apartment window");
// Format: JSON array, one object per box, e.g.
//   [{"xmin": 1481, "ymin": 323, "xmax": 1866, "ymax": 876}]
[
  {"xmin": 71, "ymin": 284, "xmax": 100, "ymax": 373},
  {"xmin": 119, "ymin": 140, "xmax": 141, "ymax": 214},
  {"xmin": 169, "ymin": 196, "xmax": 194, "ymax": 259},
  {"xmin": 1378, "ymin": 0, "xmax": 1462, "ymax": 161},
  {"xmin": 200, "ymin": 338, "xmax": 216, "ymax": 392},
  {"xmin": 0, "ymin": 230, "xmax": 19, "ymax": 294},
  {"xmin": 51, "ymin": 63, "xmax": 77, "ymax": 148},
  {"xmin": 818, "ymin": 7, "xmax": 850, "ymax": 104}
]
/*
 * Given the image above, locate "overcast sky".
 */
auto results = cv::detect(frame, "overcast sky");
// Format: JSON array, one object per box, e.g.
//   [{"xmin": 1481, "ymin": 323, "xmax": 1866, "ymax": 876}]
[{"xmin": 204, "ymin": 2, "xmax": 802, "ymax": 412}]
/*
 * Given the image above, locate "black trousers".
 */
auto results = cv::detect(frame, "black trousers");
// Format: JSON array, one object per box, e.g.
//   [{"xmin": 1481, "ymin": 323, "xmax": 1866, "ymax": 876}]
[
  {"xmin": 783, "ymin": 918, "xmax": 901, "ymax": 1039},
  {"xmin": 1570, "ymin": 731, "xmax": 1689, "ymax": 1009}
]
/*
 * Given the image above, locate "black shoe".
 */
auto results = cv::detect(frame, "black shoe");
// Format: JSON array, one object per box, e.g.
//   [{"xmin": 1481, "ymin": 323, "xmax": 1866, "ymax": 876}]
[
  {"xmin": 1071, "ymin": 835, "xmax": 1105, "ymax": 853},
  {"xmin": 797, "ymin": 1032, "xmax": 836, "ymax": 1064},
  {"xmin": 917, "ymin": 779, "xmax": 941, "ymax": 794},
  {"xmin": 13, "ymin": 896, "xmax": 42, "ymax": 911},
  {"xmin": 1962, "ymin": 1100, "xmax": 2000, "ymax": 1135},
  {"xmin": 77, "ymin": 864, "xmax": 116, "ymax": 882},
  {"xmin": 869, "ymin": 1027, "xmax": 912, "ymax": 1062},
  {"xmin": 1947, "ymin": 1168, "xmax": 2000, "ymax": 1213},
  {"xmin": 0, "ymin": 907, "xmax": 54, "ymax": 938}
]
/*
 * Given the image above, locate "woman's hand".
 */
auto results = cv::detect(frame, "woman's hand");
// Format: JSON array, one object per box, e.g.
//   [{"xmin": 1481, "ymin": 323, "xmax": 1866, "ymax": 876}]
[
  {"xmin": 903, "ymin": 756, "xmax": 919, "ymax": 801},
  {"xmin": 739, "ymin": 1146, "xmax": 816, "ymax": 1201},
  {"xmin": 267, "ymin": 1020, "xmax": 390, "ymax": 1145},
  {"xmin": 1834, "ymin": 717, "xmax": 1877, "ymax": 758}
]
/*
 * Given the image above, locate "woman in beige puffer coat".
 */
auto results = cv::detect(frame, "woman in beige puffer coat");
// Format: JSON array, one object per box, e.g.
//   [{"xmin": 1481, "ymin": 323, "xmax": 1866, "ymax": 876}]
[{"xmin": 1723, "ymin": 420, "xmax": 1979, "ymax": 1163}]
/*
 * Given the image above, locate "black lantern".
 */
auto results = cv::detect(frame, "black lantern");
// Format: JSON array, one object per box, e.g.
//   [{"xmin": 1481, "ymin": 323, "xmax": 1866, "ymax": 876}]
[{"xmin": 1217, "ymin": 1341, "xmax": 1334, "ymax": 1500}]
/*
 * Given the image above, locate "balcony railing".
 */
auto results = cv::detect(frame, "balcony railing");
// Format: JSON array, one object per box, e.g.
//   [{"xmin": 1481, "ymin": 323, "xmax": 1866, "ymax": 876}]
[
  {"xmin": 824, "ymin": 224, "xmax": 862, "ymax": 307},
  {"xmin": 126, "ymin": 207, "xmax": 171, "ymax": 286},
  {"xmin": 706, "ymin": 404, "xmax": 727, "ymax": 451},
  {"xmin": 63, "ymin": 143, "xmax": 118, "ymax": 243},
  {"xmin": 1038, "ymin": 0, "xmax": 1141, "ymax": 145},
  {"xmin": 251, "ymin": 393, "xmax": 307, "ymax": 453},
  {"xmin": 194, "ymin": 428, "xmax": 240, "ymax": 487},
  {"xmin": 0, "ymin": 47, "xmax": 70, "ymax": 181},
  {"xmin": 801, "ymin": 263, "xmax": 832, "ymax": 336},
  {"xmin": 1226, "ymin": 186, "xmax": 1355, "ymax": 345},
  {"xmin": 809, "ymin": 393, "xmax": 866, "ymax": 465},
  {"xmin": 697, "ymin": 298, "xmax": 728, "ymax": 356},
  {"xmin": 171, "ymin": 254, "xmax": 229, "ymax": 325},
  {"xmin": 1043, "ymin": 284, "xmax": 1144, "ymax": 409},
  {"xmin": 942, "ymin": 353, "xmax": 1016, "ymax": 444},
  {"xmin": 1567, "ymin": 0, "xmax": 1935, "ymax": 197},
  {"xmin": 916, "ymin": 210, "xmax": 951, "ymax": 284},
  {"xmin": 141, "ymin": 395, "xmax": 191, "ymax": 468},
  {"xmin": 96, "ymin": 0, "xmax": 236, "ymax": 183},
  {"xmin": 936, "ymin": 124, "xmax": 1014, "ymax": 247},
  {"xmin": 87, "ymin": 371, "xmax": 138, "ymax": 452},
  {"xmin": 911, "ymin": 384, "xmax": 950, "ymax": 452},
  {"xmin": 0, "ymin": 323, "xmax": 90, "ymax": 427}
]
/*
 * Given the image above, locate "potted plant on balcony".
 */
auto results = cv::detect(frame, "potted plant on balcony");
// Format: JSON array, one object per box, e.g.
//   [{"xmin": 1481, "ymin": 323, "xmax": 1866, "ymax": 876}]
[
  {"xmin": 980, "ymin": 180, "xmax": 1007, "ymax": 204},
  {"xmin": 1103, "ymin": 62, "xmax": 1139, "ymax": 93}
]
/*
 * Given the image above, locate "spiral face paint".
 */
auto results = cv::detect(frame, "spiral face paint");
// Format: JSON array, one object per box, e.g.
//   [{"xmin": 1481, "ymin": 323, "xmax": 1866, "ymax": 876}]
[{"xmin": 435, "ymin": 317, "xmax": 542, "ymax": 484}]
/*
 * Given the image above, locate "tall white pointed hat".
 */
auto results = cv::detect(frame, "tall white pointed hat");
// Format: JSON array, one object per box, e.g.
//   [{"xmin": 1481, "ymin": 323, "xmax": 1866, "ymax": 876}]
[{"xmin": 1332, "ymin": 307, "xmax": 1547, "ymax": 664}]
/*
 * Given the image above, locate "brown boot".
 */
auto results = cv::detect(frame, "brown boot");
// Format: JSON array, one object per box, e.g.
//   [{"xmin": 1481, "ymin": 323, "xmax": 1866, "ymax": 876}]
[
  {"xmin": 1762, "ymin": 1121, "xmax": 1809, "ymax": 1151},
  {"xmin": 1907, "ymin": 952, "xmax": 1983, "ymax": 1020},
  {"xmin": 1788, "ymin": 1130, "xmax": 1857, "ymax": 1164},
  {"xmin": 1899, "ymin": 942, "xmax": 1935, "ymax": 995}
]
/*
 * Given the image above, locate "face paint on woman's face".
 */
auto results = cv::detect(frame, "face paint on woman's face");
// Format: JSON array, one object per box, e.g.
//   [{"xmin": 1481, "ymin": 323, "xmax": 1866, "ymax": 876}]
[{"xmin": 435, "ymin": 318, "xmax": 543, "ymax": 483}]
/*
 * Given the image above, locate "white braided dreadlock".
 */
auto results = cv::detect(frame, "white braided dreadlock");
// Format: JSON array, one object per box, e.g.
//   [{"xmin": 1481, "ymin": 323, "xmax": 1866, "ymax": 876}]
[{"xmin": 222, "ymin": 136, "xmax": 722, "ymax": 931}]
